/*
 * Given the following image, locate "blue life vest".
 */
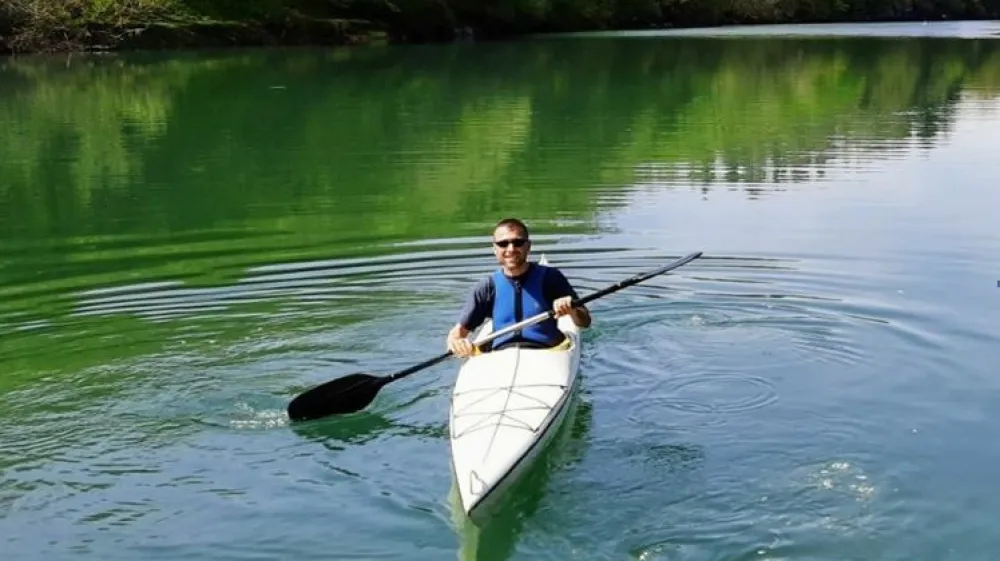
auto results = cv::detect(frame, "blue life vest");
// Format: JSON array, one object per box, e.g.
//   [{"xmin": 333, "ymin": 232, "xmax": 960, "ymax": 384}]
[{"xmin": 490, "ymin": 264, "xmax": 564, "ymax": 349}]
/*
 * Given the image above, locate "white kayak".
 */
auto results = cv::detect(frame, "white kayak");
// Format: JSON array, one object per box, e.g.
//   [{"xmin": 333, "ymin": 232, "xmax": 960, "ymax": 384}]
[{"xmin": 448, "ymin": 277, "xmax": 583, "ymax": 520}]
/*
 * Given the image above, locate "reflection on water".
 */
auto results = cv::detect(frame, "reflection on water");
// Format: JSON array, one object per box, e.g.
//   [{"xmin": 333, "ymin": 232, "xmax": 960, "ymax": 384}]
[
  {"xmin": 291, "ymin": 410, "xmax": 447, "ymax": 449},
  {"xmin": 451, "ymin": 396, "xmax": 594, "ymax": 561},
  {"xmin": 553, "ymin": 21, "xmax": 1000, "ymax": 39},
  {"xmin": 3, "ymin": 34, "xmax": 1000, "ymax": 248}
]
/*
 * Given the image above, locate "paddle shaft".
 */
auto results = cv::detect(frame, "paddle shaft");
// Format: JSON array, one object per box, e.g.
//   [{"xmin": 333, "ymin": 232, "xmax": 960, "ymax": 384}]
[{"xmin": 387, "ymin": 251, "xmax": 703, "ymax": 383}]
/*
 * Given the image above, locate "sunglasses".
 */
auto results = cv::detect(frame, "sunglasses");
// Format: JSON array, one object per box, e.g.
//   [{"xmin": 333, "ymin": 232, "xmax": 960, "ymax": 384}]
[{"xmin": 493, "ymin": 238, "xmax": 528, "ymax": 248}]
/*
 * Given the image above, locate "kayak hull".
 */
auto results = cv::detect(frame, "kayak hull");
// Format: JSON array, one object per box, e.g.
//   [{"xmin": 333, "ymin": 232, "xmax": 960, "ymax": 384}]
[{"xmin": 448, "ymin": 311, "xmax": 582, "ymax": 521}]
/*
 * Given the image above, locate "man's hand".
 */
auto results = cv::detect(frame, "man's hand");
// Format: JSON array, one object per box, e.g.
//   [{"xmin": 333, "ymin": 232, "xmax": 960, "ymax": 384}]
[
  {"xmin": 553, "ymin": 296, "xmax": 574, "ymax": 317},
  {"xmin": 554, "ymin": 296, "xmax": 591, "ymax": 328},
  {"xmin": 446, "ymin": 323, "xmax": 475, "ymax": 358},
  {"xmin": 447, "ymin": 336, "xmax": 476, "ymax": 358}
]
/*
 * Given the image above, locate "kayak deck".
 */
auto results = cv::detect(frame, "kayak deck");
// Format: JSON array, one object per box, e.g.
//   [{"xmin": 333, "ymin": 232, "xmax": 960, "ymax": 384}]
[{"xmin": 449, "ymin": 313, "xmax": 582, "ymax": 519}]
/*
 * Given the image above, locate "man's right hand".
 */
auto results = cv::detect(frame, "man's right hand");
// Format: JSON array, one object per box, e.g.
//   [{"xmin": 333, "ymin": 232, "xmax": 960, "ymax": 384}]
[{"xmin": 447, "ymin": 336, "xmax": 476, "ymax": 358}]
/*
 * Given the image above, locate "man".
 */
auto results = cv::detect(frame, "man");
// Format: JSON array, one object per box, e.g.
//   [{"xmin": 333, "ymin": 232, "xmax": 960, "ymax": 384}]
[{"xmin": 446, "ymin": 218, "xmax": 591, "ymax": 358}]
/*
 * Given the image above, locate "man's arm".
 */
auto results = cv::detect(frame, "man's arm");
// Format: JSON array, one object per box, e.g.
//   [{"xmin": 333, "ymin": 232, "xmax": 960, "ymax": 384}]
[
  {"xmin": 547, "ymin": 268, "xmax": 591, "ymax": 328},
  {"xmin": 447, "ymin": 323, "xmax": 471, "ymax": 342},
  {"xmin": 566, "ymin": 301, "xmax": 592, "ymax": 328},
  {"xmin": 446, "ymin": 277, "xmax": 493, "ymax": 353}
]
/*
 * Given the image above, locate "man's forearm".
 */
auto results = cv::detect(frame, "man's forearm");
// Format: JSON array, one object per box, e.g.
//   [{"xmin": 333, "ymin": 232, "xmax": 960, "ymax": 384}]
[
  {"xmin": 571, "ymin": 307, "xmax": 591, "ymax": 328},
  {"xmin": 448, "ymin": 323, "xmax": 470, "ymax": 341}
]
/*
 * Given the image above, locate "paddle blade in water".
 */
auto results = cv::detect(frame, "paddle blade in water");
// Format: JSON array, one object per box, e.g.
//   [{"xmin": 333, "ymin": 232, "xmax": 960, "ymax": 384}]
[{"xmin": 286, "ymin": 373, "xmax": 389, "ymax": 422}]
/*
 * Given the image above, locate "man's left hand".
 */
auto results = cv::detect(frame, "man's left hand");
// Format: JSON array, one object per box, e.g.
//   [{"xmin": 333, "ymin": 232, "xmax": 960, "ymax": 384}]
[{"xmin": 553, "ymin": 296, "xmax": 574, "ymax": 317}]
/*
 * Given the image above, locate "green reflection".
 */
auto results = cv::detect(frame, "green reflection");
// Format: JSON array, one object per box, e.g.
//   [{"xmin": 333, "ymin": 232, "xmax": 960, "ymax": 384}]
[{"xmin": 1, "ymin": 35, "xmax": 999, "ymax": 377}]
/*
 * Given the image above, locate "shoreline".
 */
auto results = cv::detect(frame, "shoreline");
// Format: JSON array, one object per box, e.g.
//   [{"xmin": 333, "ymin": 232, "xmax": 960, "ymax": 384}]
[
  {"xmin": 0, "ymin": 17, "xmax": 392, "ymax": 56},
  {"xmin": 3, "ymin": 14, "xmax": 1000, "ymax": 57}
]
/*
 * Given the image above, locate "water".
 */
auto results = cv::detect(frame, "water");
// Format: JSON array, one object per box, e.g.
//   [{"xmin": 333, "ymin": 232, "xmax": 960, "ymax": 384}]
[{"xmin": 2, "ymin": 22, "xmax": 1000, "ymax": 561}]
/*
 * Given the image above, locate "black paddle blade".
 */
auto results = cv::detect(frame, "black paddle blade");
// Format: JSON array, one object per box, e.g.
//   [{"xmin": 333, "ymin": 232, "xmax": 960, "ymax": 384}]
[{"xmin": 286, "ymin": 373, "xmax": 390, "ymax": 422}]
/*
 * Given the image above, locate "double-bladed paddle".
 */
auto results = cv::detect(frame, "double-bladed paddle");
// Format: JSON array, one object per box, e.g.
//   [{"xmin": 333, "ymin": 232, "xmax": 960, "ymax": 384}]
[{"xmin": 286, "ymin": 251, "xmax": 703, "ymax": 422}]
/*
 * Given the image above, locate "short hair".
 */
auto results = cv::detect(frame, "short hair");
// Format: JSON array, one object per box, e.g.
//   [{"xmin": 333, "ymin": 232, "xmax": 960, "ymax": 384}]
[{"xmin": 494, "ymin": 217, "xmax": 529, "ymax": 238}]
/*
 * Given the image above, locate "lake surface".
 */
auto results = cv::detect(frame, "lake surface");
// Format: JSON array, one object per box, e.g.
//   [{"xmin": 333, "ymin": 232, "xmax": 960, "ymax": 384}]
[{"xmin": 2, "ymin": 22, "xmax": 1000, "ymax": 561}]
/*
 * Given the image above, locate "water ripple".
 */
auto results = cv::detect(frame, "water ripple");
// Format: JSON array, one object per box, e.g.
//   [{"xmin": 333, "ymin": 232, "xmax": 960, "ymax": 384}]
[
  {"xmin": 0, "ymin": 230, "xmax": 988, "ymax": 561},
  {"xmin": 654, "ymin": 373, "xmax": 780, "ymax": 414}
]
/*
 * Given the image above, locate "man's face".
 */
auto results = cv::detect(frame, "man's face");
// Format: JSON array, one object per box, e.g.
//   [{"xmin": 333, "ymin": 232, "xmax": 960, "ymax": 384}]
[{"xmin": 492, "ymin": 225, "xmax": 530, "ymax": 271}]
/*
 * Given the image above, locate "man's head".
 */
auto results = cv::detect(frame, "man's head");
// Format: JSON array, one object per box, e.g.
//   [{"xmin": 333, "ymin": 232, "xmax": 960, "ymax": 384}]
[{"xmin": 492, "ymin": 218, "xmax": 531, "ymax": 275}]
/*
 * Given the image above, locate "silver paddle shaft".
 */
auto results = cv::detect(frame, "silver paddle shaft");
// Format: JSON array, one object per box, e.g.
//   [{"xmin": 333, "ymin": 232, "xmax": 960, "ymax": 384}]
[{"xmin": 471, "ymin": 310, "xmax": 555, "ymax": 348}]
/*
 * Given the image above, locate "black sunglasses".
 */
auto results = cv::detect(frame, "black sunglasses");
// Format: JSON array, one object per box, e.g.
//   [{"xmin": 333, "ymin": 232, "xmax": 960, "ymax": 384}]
[{"xmin": 494, "ymin": 238, "xmax": 528, "ymax": 248}]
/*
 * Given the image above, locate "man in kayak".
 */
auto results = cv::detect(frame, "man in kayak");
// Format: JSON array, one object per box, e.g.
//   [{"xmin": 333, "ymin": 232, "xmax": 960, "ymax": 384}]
[{"xmin": 446, "ymin": 218, "xmax": 591, "ymax": 357}]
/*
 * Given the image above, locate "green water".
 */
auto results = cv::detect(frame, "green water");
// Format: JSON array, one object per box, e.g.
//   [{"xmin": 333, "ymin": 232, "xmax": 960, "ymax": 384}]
[{"xmin": 2, "ymin": 22, "xmax": 1000, "ymax": 560}]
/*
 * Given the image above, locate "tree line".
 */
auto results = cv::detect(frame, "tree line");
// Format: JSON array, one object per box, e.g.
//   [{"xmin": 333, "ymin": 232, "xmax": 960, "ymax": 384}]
[{"xmin": 3, "ymin": 0, "xmax": 1000, "ymax": 53}]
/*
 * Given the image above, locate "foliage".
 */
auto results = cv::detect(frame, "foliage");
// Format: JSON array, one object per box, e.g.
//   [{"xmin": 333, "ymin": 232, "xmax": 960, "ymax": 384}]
[{"xmin": 4, "ymin": 0, "xmax": 1000, "ymax": 52}]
